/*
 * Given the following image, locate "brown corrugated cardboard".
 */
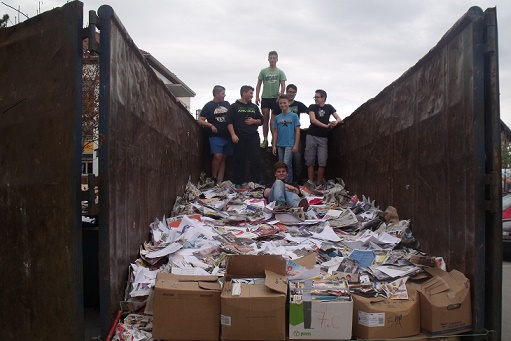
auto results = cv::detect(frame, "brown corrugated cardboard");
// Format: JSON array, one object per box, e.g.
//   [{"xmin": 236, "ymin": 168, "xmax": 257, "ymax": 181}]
[
  {"xmin": 416, "ymin": 334, "xmax": 461, "ymax": 341},
  {"xmin": 153, "ymin": 273, "xmax": 221, "ymax": 340},
  {"xmin": 417, "ymin": 267, "xmax": 472, "ymax": 336},
  {"xmin": 293, "ymin": 252, "xmax": 316, "ymax": 269},
  {"xmin": 221, "ymin": 255, "xmax": 288, "ymax": 340},
  {"xmin": 367, "ymin": 333, "xmax": 461, "ymax": 341},
  {"xmin": 352, "ymin": 285, "xmax": 420, "ymax": 339}
]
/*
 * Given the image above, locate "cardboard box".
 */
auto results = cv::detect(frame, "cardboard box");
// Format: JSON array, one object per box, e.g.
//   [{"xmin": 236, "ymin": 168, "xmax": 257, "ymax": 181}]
[
  {"xmin": 153, "ymin": 273, "xmax": 221, "ymax": 340},
  {"xmin": 288, "ymin": 253, "xmax": 353, "ymax": 340},
  {"xmin": 366, "ymin": 333, "xmax": 461, "ymax": 341},
  {"xmin": 415, "ymin": 334, "xmax": 461, "ymax": 341},
  {"xmin": 220, "ymin": 254, "xmax": 288, "ymax": 340},
  {"xmin": 289, "ymin": 281, "xmax": 353, "ymax": 340},
  {"xmin": 352, "ymin": 285, "xmax": 420, "ymax": 339},
  {"xmin": 416, "ymin": 267, "xmax": 472, "ymax": 336}
]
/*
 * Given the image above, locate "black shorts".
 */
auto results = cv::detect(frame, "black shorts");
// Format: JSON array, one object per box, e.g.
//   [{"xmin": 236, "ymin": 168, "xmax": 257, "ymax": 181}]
[{"xmin": 261, "ymin": 98, "xmax": 278, "ymax": 111}]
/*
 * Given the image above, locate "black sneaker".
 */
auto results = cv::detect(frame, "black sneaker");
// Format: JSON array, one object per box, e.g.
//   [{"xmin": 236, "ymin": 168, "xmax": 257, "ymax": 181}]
[{"xmin": 298, "ymin": 198, "xmax": 309, "ymax": 211}]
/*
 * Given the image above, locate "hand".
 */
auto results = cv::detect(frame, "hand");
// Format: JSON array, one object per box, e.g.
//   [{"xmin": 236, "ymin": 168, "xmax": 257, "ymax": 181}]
[
  {"xmin": 211, "ymin": 126, "xmax": 218, "ymax": 133},
  {"xmin": 256, "ymin": 97, "xmax": 261, "ymax": 106},
  {"xmin": 231, "ymin": 135, "xmax": 239, "ymax": 143},
  {"xmin": 245, "ymin": 117, "xmax": 253, "ymax": 125},
  {"xmin": 285, "ymin": 185, "xmax": 299, "ymax": 194},
  {"xmin": 272, "ymin": 145, "xmax": 277, "ymax": 156},
  {"xmin": 292, "ymin": 145, "xmax": 298, "ymax": 153}
]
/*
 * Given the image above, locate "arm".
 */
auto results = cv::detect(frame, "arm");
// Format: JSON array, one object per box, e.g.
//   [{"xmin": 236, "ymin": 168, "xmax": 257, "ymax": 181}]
[
  {"xmin": 245, "ymin": 117, "xmax": 262, "ymax": 126},
  {"xmin": 255, "ymin": 78, "xmax": 263, "ymax": 106},
  {"xmin": 284, "ymin": 183, "xmax": 300, "ymax": 195},
  {"xmin": 198, "ymin": 116, "xmax": 218, "ymax": 133},
  {"xmin": 272, "ymin": 130, "xmax": 278, "ymax": 156},
  {"xmin": 329, "ymin": 112, "xmax": 343, "ymax": 127},
  {"xmin": 309, "ymin": 111, "xmax": 330, "ymax": 129},
  {"xmin": 292, "ymin": 126, "xmax": 300, "ymax": 153},
  {"xmin": 227, "ymin": 124, "xmax": 239, "ymax": 143},
  {"xmin": 254, "ymin": 107, "xmax": 264, "ymax": 125},
  {"xmin": 263, "ymin": 188, "xmax": 271, "ymax": 198},
  {"xmin": 279, "ymin": 80, "xmax": 286, "ymax": 96}
]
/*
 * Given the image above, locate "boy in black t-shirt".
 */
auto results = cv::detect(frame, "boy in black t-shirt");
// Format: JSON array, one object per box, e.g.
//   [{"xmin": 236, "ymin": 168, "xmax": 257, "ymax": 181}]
[
  {"xmin": 304, "ymin": 89, "xmax": 342, "ymax": 191},
  {"xmin": 226, "ymin": 85, "xmax": 264, "ymax": 188},
  {"xmin": 198, "ymin": 85, "xmax": 231, "ymax": 183}
]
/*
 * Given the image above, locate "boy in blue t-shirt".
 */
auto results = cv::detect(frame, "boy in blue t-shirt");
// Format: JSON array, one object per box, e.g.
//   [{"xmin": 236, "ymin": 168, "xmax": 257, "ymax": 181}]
[{"xmin": 272, "ymin": 95, "xmax": 300, "ymax": 182}]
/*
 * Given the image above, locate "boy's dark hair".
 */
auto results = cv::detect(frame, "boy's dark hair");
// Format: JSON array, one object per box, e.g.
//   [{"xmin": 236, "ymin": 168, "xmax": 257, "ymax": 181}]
[
  {"xmin": 274, "ymin": 161, "xmax": 288, "ymax": 172},
  {"xmin": 286, "ymin": 84, "xmax": 297, "ymax": 92},
  {"xmin": 240, "ymin": 85, "xmax": 254, "ymax": 96},
  {"xmin": 315, "ymin": 89, "xmax": 327, "ymax": 99},
  {"xmin": 268, "ymin": 50, "xmax": 278, "ymax": 58},
  {"xmin": 278, "ymin": 94, "xmax": 289, "ymax": 101},
  {"xmin": 212, "ymin": 85, "xmax": 225, "ymax": 97}
]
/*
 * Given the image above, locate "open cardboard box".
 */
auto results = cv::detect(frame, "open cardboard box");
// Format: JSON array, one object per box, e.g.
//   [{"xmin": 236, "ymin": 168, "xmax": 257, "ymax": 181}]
[
  {"xmin": 220, "ymin": 254, "xmax": 288, "ymax": 341},
  {"xmin": 288, "ymin": 253, "xmax": 353, "ymax": 340},
  {"xmin": 152, "ymin": 273, "xmax": 221, "ymax": 340},
  {"xmin": 352, "ymin": 285, "xmax": 420, "ymax": 339},
  {"xmin": 415, "ymin": 267, "xmax": 472, "ymax": 336}
]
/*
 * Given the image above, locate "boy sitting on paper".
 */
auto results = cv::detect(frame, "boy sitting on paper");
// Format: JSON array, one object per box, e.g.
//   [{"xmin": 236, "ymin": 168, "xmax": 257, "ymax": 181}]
[{"xmin": 264, "ymin": 162, "xmax": 308, "ymax": 210}]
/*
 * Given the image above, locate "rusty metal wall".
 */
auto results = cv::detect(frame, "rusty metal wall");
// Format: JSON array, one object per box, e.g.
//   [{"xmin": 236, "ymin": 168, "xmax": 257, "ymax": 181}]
[
  {"xmin": 328, "ymin": 7, "xmax": 500, "ymax": 336},
  {"xmin": 95, "ymin": 6, "xmax": 204, "ymax": 334},
  {"xmin": 0, "ymin": 2, "xmax": 84, "ymax": 340}
]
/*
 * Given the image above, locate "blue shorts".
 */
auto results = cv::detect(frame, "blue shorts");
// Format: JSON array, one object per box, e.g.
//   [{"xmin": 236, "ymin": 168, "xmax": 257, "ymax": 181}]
[{"xmin": 209, "ymin": 136, "xmax": 233, "ymax": 155}]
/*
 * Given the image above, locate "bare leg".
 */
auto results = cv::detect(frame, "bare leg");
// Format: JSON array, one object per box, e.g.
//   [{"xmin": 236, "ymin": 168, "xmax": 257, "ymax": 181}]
[
  {"xmin": 317, "ymin": 166, "xmax": 326, "ymax": 185},
  {"xmin": 217, "ymin": 155, "xmax": 227, "ymax": 182},
  {"xmin": 307, "ymin": 166, "xmax": 315, "ymax": 183},
  {"xmin": 261, "ymin": 107, "xmax": 270, "ymax": 143},
  {"xmin": 212, "ymin": 153, "xmax": 223, "ymax": 179},
  {"xmin": 269, "ymin": 109, "xmax": 277, "ymax": 145}
]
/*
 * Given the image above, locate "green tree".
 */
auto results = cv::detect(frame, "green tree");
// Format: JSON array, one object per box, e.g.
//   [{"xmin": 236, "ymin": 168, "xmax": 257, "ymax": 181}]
[
  {"xmin": 502, "ymin": 132, "xmax": 511, "ymax": 169},
  {"xmin": 0, "ymin": 14, "xmax": 9, "ymax": 28},
  {"xmin": 502, "ymin": 133, "xmax": 511, "ymax": 192},
  {"xmin": 82, "ymin": 38, "xmax": 100, "ymax": 153}
]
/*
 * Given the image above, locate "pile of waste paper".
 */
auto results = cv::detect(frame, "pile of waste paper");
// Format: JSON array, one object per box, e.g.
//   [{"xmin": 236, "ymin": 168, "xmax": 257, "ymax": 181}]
[{"xmin": 112, "ymin": 177, "xmax": 444, "ymax": 341}]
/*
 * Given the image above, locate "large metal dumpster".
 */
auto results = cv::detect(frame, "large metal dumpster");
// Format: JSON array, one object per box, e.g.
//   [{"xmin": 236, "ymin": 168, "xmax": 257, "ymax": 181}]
[
  {"xmin": 0, "ymin": 2, "xmax": 502, "ymax": 340},
  {"xmin": 329, "ymin": 6, "xmax": 501, "ymax": 338}
]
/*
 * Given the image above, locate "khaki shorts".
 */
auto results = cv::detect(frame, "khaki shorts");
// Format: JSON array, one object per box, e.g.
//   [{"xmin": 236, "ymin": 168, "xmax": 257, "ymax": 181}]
[{"xmin": 304, "ymin": 134, "xmax": 328, "ymax": 167}]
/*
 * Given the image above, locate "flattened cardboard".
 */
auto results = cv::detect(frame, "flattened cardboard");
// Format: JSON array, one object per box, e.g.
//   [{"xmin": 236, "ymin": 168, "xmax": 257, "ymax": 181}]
[
  {"xmin": 352, "ymin": 285, "xmax": 420, "ymax": 339},
  {"xmin": 153, "ymin": 272, "xmax": 221, "ymax": 340},
  {"xmin": 294, "ymin": 252, "xmax": 316, "ymax": 269},
  {"xmin": 417, "ymin": 268, "xmax": 472, "ymax": 335},
  {"xmin": 221, "ymin": 255, "xmax": 288, "ymax": 341}
]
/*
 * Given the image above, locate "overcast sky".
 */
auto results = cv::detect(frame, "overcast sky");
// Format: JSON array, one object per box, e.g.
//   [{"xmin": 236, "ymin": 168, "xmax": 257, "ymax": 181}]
[{"xmin": 4, "ymin": 0, "xmax": 511, "ymax": 127}]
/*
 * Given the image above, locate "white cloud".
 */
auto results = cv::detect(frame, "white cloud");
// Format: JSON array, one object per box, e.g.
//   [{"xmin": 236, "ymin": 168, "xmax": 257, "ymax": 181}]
[{"xmin": 4, "ymin": 0, "xmax": 510, "ymax": 126}]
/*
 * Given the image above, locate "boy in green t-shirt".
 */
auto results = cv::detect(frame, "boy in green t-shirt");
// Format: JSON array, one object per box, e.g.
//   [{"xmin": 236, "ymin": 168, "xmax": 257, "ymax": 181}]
[{"xmin": 255, "ymin": 50, "xmax": 286, "ymax": 148}]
